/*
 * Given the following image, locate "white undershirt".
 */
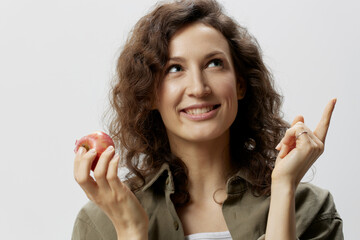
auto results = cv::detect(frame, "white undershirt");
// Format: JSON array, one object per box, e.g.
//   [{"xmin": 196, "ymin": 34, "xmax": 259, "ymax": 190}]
[{"xmin": 185, "ymin": 231, "xmax": 232, "ymax": 240}]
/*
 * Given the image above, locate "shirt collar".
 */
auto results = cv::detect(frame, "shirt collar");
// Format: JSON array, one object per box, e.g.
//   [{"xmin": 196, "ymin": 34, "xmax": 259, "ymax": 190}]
[
  {"xmin": 226, "ymin": 168, "xmax": 251, "ymax": 194},
  {"xmin": 141, "ymin": 162, "xmax": 174, "ymax": 193}
]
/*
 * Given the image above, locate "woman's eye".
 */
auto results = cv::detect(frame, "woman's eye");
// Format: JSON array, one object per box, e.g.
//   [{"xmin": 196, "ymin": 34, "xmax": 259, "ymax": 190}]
[
  {"xmin": 167, "ymin": 64, "xmax": 183, "ymax": 73},
  {"xmin": 207, "ymin": 59, "xmax": 223, "ymax": 68}
]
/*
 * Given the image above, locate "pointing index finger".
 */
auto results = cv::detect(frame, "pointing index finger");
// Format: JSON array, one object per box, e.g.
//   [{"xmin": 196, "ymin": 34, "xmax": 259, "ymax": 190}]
[{"xmin": 314, "ymin": 98, "xmax": 337, "ymax": 143}]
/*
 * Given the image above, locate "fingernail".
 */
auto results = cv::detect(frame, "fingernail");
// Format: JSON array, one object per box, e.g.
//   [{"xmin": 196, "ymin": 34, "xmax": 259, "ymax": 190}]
[
  {"xmin": 275, "ymin": 142, "xmax": 281, "ymax": 150},
  {"xmin": 89, "ymin": 149, "xmax": 96, "ymax": 154},
  {"xmin": 106, "ymin": 146, "xmax": 114, "ymax": 152},
  {"xmin": 78, "ymin": 147, "xmax": 84, "ymax": 154}
]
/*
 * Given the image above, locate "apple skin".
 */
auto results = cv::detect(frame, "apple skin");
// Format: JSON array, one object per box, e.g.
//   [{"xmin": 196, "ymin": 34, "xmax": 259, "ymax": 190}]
[{"xmin": 74, "ymin": 131, "xmax": 115, "ymax": 171}]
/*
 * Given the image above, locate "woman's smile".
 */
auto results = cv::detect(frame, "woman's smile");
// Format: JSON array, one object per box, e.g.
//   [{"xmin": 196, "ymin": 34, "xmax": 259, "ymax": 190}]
[{"xmin": 180, "ymin": 103, "xmax": 221, "ymax": 121}]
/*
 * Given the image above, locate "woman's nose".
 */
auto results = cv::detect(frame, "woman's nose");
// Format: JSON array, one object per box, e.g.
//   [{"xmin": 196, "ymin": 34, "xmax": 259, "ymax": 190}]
[{"xmin": 186, "ymin": 69, "xmax": 211, "ymax": 98}]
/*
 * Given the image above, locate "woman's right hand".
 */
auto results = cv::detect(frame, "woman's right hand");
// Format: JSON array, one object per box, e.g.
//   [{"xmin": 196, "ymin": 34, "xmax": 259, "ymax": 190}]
[{"xmin": 74, "ymin": 146, "xmax": 148, "ymax": 240}]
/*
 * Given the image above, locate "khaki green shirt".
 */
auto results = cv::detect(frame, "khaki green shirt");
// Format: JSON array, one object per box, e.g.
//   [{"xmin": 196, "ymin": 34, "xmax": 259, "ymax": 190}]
[{"xmin": 72, "ymin": 163, "xmax": 343, "ymax": 240}]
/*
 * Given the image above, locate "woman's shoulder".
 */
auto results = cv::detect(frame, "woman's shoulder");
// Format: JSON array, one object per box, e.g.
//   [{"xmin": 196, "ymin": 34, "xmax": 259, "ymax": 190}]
[
  {"xmin": 296, "ymin": 181, "xmax": 330, "ymax": 197},
  {"xmin": 294, "ymin": 182, "xmax": 343, "ymax": 239},
  {"xmin": 72, "ymin": 201, "xmax": 117, "ymax": 240},
  {"xmin": 295, "ymin": 182, "xmax": 340, "ymax": 218},
  {"xmin": 295, "ymin": 182, "xmax": 337, "ymax": 211},
  {"xmin": 75, "ymin": 201, "xmax": 110, "ymax": 223}
]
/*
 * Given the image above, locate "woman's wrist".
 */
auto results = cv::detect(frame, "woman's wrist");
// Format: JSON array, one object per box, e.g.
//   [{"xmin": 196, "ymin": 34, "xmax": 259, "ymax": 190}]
[
  {"xmin": 266, "ymin": 179, "xmax": 296, "ymax": 240},
  {"xmin": 117, "ymin": 235, "xmax": 147, "ymax": 240},
  {"xmin": 115, "ymin": 223, "xmax": 148, "ymax": 240},
  {"xmin": 271, "ymin": 178, "xmax": 296, "ymax": 195}
]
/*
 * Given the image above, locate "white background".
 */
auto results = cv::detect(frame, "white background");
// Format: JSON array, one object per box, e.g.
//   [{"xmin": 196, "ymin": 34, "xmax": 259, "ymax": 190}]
[{"xmin": 0, "ymin": 0, "xmax": 359, "ymax": 239}]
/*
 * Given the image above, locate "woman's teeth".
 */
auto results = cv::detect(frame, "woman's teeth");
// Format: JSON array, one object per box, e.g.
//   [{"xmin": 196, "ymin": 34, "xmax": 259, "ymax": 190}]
[{"xmin": 185, "ymin": 106, "xmax": 214, "ymax": 115}]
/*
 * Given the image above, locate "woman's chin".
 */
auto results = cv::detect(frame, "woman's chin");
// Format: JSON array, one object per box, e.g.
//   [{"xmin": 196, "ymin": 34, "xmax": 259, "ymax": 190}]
[{"xmin": 178, "ymin": 128, "xmax": 229, "ymax": 144}]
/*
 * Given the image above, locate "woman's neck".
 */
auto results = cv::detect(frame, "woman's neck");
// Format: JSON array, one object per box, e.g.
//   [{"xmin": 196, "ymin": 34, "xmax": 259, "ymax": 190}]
[{"xmin": 169, "ymin": 130, "xmax": 231, "ymax": 204}]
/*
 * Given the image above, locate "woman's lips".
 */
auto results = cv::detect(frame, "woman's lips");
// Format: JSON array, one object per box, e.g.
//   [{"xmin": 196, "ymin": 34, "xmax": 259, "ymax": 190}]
[{"xmin": 180, "ymin": 104, "xmax": 220, "ymax": 121}]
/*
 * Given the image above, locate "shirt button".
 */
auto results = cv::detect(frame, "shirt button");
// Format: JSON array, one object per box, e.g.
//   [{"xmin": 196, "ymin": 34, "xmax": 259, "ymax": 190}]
[{"xmin": 173, "ymin": 220, "xmax": 179, "ymax": 230}]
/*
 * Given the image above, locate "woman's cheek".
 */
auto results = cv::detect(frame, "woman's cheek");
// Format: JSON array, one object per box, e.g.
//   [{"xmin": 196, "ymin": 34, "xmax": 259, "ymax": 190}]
[
  {"xmin": 157, "ymin": 80, "xmax": 184, "ymax": 116},
  {"xmin": 216, "ymin": 78, "xmax": 238, "ymax": 99}
]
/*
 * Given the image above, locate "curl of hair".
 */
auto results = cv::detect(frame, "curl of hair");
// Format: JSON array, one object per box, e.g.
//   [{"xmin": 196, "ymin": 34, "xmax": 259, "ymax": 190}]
[{"xmin": 108, "ymin": 0, "xmax": 289, "ymax": 207}]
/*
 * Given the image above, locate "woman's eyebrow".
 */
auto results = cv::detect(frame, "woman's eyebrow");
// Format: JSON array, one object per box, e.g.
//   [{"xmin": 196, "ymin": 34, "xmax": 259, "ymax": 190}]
[
  {"xmin": 204, "ymin": 50, "xmax": 226, "ymax": 59},
  {"xmin": 168, "ymin": 56, "xmax": 185, "ymax": 63}
]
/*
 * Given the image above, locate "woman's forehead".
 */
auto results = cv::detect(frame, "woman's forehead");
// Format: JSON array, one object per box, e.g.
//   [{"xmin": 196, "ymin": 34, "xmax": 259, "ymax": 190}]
[{"xmin": 167, "ymin": 22, "xmax": 231, "ymax": 59}]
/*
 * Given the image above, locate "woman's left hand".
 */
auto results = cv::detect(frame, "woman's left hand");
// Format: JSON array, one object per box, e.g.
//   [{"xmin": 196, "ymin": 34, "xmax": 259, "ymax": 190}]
[{"xmin": 272, "ymin": 98, "xmax": 337, "ymax": 188}]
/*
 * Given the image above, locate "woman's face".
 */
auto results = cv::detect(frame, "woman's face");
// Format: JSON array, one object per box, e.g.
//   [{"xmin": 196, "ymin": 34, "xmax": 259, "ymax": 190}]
[{"xmin": 155, "ymin": 22, "xmax": 245, "ymax": 146}]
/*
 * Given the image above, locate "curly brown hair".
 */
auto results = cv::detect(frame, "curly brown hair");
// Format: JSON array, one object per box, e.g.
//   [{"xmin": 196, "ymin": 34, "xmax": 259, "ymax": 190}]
[{"xmin": 108, "ymin": 0, "xmax": 289, "ymax": 207}]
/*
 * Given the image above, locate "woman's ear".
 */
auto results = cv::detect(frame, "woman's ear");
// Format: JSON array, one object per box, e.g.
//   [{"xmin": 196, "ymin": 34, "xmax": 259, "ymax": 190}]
[{"xmin": 236, "ymin": 78, "xmax": 246, "ymax": 100}]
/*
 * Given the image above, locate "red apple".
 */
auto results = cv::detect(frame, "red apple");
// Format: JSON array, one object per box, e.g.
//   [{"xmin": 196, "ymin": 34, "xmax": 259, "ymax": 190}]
[{"xmin": 74, "ymin": 131, "xmax": 115, "ymax": 171}]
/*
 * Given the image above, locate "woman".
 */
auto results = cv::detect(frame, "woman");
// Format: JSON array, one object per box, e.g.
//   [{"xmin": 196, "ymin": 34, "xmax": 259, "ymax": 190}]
[{"xmin": 72, "ymin": 0, "xmax": 343, "ymax": 239}]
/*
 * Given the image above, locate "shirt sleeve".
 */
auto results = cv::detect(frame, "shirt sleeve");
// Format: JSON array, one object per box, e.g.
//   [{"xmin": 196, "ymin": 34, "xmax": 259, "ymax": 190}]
[{"xmin": 299, "ymin": 211, "xmax": 343, "ymax": 239}]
